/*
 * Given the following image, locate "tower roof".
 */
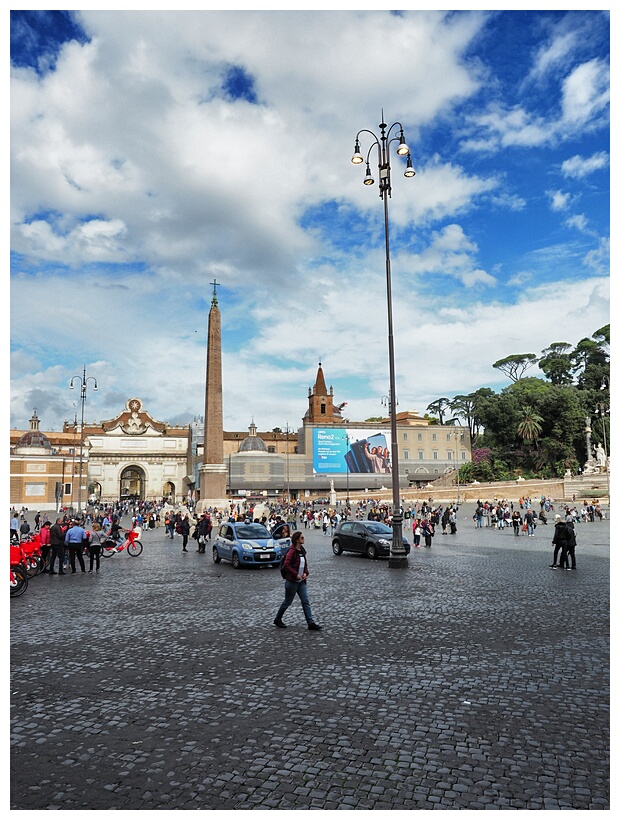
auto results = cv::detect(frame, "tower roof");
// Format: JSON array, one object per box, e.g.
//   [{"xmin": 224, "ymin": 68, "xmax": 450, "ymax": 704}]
[{"xmin": 313, "ymin": 362, "xmax": 327, "ymax": 396}]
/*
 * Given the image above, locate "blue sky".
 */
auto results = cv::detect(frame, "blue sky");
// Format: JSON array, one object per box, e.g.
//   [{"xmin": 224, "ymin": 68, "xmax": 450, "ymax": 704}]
[{"xmin": 9, "ymin": 8, "xmax": 610, "ymax": 434}]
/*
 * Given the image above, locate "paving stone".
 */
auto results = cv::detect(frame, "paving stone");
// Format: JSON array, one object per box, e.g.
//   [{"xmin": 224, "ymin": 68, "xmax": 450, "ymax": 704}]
[{"xmin": 10, "ymin": 513, "xmax": 610, "ymax": 809}]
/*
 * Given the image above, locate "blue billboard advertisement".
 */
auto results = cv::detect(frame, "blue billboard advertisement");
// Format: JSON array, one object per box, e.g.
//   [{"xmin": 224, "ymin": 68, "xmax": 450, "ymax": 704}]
[{"xmin": 313, "ymin": 428, "xmax": 392, "ymax": 474}]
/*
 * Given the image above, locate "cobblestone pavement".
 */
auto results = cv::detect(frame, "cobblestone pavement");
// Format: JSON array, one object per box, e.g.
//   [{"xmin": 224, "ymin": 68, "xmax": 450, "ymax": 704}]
[{"xmin": 10, "ymin": 506, "xmax": 610, "ymax": 810}]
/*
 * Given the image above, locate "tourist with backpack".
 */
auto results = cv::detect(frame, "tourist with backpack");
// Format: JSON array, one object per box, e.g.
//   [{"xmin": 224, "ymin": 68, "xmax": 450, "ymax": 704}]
[{"xmin": 273, "ymin": 532, "xmax": 322, "ymax": 631}]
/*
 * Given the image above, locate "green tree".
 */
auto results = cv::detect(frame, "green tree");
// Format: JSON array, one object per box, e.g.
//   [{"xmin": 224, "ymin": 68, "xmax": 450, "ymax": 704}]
[
  {"xmin": 572, "ymin": 326, "xmax": 610, "ymax": 392},
  {"xmin": 426, "ymin": 398, "xmax": 451, "ymax": 425},
  {"xmin": 517, "ymin": 405, "xmax": 544, "ymax": 447},
  {"xmin": 492, "ymin": 353, "xmax": 538, "ymax": 382},
  {"xmin": 538, "ymin": 342, "xmax": 574, "ymax": 385}
]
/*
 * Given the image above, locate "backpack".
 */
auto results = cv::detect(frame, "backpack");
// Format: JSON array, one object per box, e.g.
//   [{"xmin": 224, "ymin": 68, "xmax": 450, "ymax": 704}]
[{"xmin": 280, "ymin": 548, "xmax": 291, "ymax": 578}]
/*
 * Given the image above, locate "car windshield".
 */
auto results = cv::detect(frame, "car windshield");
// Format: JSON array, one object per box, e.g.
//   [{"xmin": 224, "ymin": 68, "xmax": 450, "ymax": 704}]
[
  {"xmin": 364, "ymin": 522, "xmax": 393, "ymax": 535},
  {"xmin": 235, "ymin": 524, "xmax": 271, "ymax": 540}
]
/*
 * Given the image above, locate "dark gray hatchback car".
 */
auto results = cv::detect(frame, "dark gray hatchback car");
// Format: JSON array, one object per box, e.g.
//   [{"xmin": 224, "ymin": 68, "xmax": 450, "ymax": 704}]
[{"xmin": 331, "ymin": 520, "xmax": 411, "ymax": 559}]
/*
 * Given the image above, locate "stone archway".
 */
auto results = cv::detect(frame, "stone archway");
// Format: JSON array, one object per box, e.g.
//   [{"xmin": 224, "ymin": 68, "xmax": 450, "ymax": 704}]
[
  {"xmin": 89, "ymin": 481, "xmax": 103, "ymax": 502},
  {"xmin": 163, "ymin": 481, "xmax": 176, "ymax": 504},
  {"xmin": 119, "ymin": 465, "xmax": 146, "ymax": 501}
]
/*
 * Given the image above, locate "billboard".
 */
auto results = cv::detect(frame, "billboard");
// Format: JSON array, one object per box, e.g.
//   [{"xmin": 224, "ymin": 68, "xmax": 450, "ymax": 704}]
[{"xmin": 313, "ymin": 428, "xmax": 392, "ymax": 474}]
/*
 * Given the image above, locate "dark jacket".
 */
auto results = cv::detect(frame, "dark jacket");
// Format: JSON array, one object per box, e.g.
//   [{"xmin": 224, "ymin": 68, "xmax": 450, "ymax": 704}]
[
  {"xmin": 50, "ymin": 523, "xmax": 65, "ymax": 546},
  {"xmin": 197, "ymin": 517, "xmax": 212, "ymax": 536},
  {"xmin": 281, "ymin": 545, "xmax": 309, "ymax": 582},
  {"xmin": 552, "ymin": 521, "xmax": 571, "ymax": 546}
]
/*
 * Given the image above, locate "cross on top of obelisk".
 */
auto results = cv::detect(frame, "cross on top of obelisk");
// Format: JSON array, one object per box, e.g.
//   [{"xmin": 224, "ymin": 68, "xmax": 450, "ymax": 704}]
[{"xmin": 211, "ymin": 279, "xmax": 220, "ymax": 306}]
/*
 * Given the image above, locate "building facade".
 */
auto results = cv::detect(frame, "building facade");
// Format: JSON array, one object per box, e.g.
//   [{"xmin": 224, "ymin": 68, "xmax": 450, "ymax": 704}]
[{"xmin": 10, "ymin": 370, "xmax": 471, "ymax": 508}]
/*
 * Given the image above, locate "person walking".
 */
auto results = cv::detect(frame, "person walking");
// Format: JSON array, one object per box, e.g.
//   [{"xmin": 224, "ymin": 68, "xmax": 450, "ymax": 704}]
[
  {"xmin": 10, "ymin": 513, "xmax": 20, "ymax": 540},
  {"xmin": 550, "ymin": 514, "xmax": 570, "ymax": 569},
  {"xmin": 48, "ymin": 518, "xmax": 66, "ymax": 575},
  {"xmin": 64, "ymin": 520, "xmax": 87, "ymax": 574},
  {"xmin": 196, "ymin": 512, "xmax": 211, "ymax": 553},
  {"xmin": 449, "ymin": 508, "xmax": 458, "ymax": 535},
  {"xmin": 179, "ymin": 514, "xmax": 191, "ymax": 552},
  {"xmin": 421, "ymin": 518, "xmax": 434, "ymax": 547},
  {"xmin": 512, "ymin": 509, "xmax": 522, "ymax": 536},
  {"xmin": 274, "ymin": 532, "xmax": 322, "ymax": 631},
  {"xmin": 39, "ymin": 520, "xmax": 52, "ymax": 571},
  {"xmin": 88, "ymin": 523, "xmax": 103, "ymax": 572},
  {"xmin": 524, "ymin": 508, "xmax": 536, "ymax": 537},
  {"xmin": 412, "ymin": 517, "xmax": 421, "ymax": 548}
]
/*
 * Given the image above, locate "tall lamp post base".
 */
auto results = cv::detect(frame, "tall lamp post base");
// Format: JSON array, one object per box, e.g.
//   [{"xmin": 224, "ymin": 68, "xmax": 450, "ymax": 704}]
[{"xmin": 388, "ymin": 555, "xmax": 409, "ymax": 569}]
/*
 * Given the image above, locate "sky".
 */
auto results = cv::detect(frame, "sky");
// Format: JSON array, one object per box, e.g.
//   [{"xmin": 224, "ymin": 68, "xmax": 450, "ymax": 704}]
[{"xmin": 8, "ymin": 6, "xmax": 610, "ymax": 436}]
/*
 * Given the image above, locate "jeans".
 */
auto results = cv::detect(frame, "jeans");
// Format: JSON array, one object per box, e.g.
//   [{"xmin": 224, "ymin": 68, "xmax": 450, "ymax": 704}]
[
  {"xmin": 527, "ymin": 524, "xmax": 535, "ymax": 536},
  {"xmin": 68, "ymin": 544, "xmax": 86, "ymax": 572},
  {"xmin": 275, "ymin": 580, "xmax": 314, "ymax": 625},
  {"xmin": 89, "ymin": 544, "xmax": 101, "ymax": 571},
  {"xmin": 49, "ymin": 544, "xmax": 65, "ymax": 572}
]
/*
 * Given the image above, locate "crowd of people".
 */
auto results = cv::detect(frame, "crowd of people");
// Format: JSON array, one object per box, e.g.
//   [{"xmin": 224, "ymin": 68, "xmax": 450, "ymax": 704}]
[{"xmin": 11, "ymin": 488, "xmax": 607, "ymax": 577}]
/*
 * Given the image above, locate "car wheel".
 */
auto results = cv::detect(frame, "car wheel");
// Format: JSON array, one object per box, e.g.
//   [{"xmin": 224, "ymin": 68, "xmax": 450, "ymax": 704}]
[
  {"xmin": 231, "ymin": 551, "xmax": 241, "ymax": 569},
  {"xmin": 332, "ymin": 540, "xmax": 343, "ymax": 555},
  {"xmin": 212, "ymin": 546, "xmax": 221, "ymax": 563},
  {"xmin": 366, "ymin": 543, "xmax": 378, "ymax": 559}
]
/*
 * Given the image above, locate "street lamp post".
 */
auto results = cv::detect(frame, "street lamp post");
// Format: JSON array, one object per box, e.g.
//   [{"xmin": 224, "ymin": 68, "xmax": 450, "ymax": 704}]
[
  {"xmin": 69, "ymin": 367, "xmax": 98, "ymax": 516},
  {"xmin": 456, "ymin": 429, "xmax": 461, "ymax": 506},
  {"xmin": 345, "ymin": 432, "xmax": 350, "ymax": 508},
  {"xmin": 284, "ymin": 422, "xmax": 291, "ymax": 504},
  {"xmin": 352, "ymin": 113, "xmax": 415, "ymax": 568}
]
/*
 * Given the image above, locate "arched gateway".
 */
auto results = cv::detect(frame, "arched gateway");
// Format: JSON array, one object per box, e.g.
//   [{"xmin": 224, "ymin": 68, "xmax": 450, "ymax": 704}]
[{"xmin": 120, "ymin": 465, "xmax": 146, "ymax": 501}]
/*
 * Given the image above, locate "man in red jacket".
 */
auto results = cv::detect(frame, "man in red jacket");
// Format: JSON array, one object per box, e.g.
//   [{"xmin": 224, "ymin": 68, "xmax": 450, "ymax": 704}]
[{"xmin": 274, "ymin": 532, "xmax": 322, "ymax": 631}]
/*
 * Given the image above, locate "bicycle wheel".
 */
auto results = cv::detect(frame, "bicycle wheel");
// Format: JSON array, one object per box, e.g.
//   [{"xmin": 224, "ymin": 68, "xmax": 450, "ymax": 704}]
[
  {"xmin": 25, "ymin": 556, "xmax": 41, "ymax": 578},
  {"xmin": 127, "ymin": 540, "xmax": 143, "ymax": 557},
  {"xmin": 101, "ymin": 542, "xmax": 115, "ymax": 558},
  {"xmin": 10, "ymin": 565, "xmax": 28, "ymax": 597}
]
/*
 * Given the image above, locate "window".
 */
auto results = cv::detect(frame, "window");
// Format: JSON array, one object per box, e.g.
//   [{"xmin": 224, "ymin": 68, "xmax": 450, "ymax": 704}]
[
  {"xmin": 267, "ymin": 446, "xmax": 275, "ymax": 453},
  {"xmin": 64, "ymin": 482, "xmax": 72, "ymax": 496},
  {"xmin": 417, "ymin": 433, "xmax": 423, "ymax": 441},
  {"xmin": 403, "ymin": 450, "xmax": 409, "ymax": 459},
  {"xmin": 321, "ymin": 404, "xmax": 326, "ymax": 414},
  {"xmin": 446, "ymin": 433, "xmax": 451, "ymax": 441},
  {"xmin": 447, "ymin": 451, "xmax": 453, "ymax": 460},
  {"xmin": 403, "ymin": 432, "xmax": 408, "ymax": 440},
  {"xmin": 432, "ymin": 433, "xmax": 437, "ymax": 441},
  {"xmin": 418, "ymin": 451, "xmax": 424, "ymax": 460},
  {"xmin": 461, "ymin": 450, "xmax": 466, "ymax": 461},
  {"xmin": 433, "ymin": 451, "xmax": 438, "ymax": 460}
]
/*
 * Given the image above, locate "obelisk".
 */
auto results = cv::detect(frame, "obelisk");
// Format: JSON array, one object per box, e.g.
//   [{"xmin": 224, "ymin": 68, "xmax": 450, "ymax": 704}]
[{"xmin": 198, "ymin": 280, "xmax": 228, "ymax": 511}]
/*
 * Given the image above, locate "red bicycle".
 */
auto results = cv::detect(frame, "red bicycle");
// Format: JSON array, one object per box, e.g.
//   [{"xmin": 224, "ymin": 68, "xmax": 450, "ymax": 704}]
[
  {"xmin": 101, "ymin": 527, "xmax": 143, "ymax": 558},
  {"xmin": 10, "ymin": 543, "xmax": 28, "ymax": 597}
]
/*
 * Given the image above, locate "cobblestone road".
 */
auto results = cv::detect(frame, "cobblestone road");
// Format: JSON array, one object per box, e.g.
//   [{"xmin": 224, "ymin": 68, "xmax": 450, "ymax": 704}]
[{"xmin": 10, "ymin": 506, "xmax": 610, "ymax": 810}]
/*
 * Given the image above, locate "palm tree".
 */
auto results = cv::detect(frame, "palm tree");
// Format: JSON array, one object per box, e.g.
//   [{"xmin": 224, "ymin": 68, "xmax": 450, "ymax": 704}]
[{"xmin": 517, "ymin": 406, "xmax": 544, "ymax": 448}]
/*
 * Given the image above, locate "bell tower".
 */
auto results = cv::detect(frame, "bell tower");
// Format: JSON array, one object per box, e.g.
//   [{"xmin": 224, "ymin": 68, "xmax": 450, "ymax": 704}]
[{"xmin": 305, "ymin": 362, "xmax": 337, "ymax": 424}]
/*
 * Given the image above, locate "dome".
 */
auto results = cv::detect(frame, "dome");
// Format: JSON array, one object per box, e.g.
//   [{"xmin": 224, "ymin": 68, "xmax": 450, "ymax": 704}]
[
  {"xmin": 14, "ymin": 410, "xmax": 52, "ymax": 453},
  {"xmin": 238, "ymin": 420, "xmax": 267, "ymax": 453},
  {"xmin": 16, "ymin": 430, "xmax": 52, "ymax": 450}
]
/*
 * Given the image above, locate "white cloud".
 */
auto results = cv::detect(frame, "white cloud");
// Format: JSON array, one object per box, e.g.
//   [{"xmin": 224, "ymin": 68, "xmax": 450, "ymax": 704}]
[
  {"xmin": 560, "ymin": 58, "xmax": 610, "ymax": 127},
  {"xmin": 9, "ymin": 11, "xmax": 609, "ymax": 437},
  {"xmin": 565, "ymin": 213, "xmax": 589, "ymax": 233},
  {"xmin": 546, "ymin": 189, "xmax": 574, "ymax": 212},
  {"xmin": 561, "ymin": 151, "xmax": 609, "ymax": 179}
]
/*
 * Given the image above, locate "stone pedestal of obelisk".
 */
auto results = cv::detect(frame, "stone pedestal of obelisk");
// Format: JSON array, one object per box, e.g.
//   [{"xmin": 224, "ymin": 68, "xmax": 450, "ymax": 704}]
[{"xmin": 197, "ymin": 282, "xmax": 228, "ymax": 512}]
